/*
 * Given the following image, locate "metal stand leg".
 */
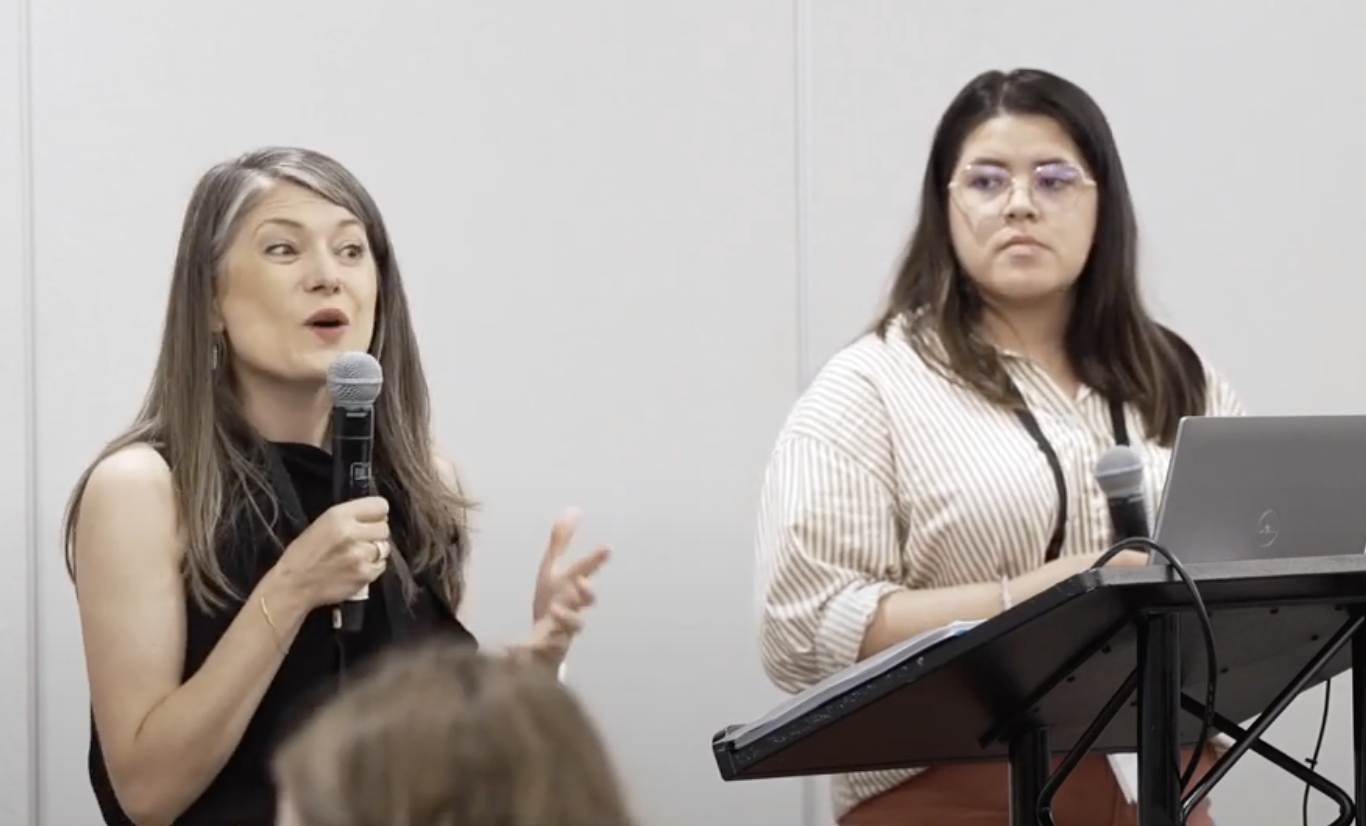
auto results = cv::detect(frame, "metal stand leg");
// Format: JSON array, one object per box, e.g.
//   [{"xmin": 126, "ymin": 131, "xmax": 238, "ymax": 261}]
[
  {"xmin": 1181, "ymin": 615, "xmax": 1362, "ymax": 821},
  {"xmin": 1353, "ymin": 612, "xmax": 1366, "ymax": 820},
  {"xmin": 1137, "ymin": 613, "xmax": 1183, "ymax": 826},
  {"xmin": 1009, "ymin": 727, "xmax": 1050, "ymax": 826}
]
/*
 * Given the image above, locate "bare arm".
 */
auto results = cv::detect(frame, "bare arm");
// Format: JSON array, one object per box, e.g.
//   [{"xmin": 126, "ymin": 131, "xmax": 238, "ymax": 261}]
[
  {"xmin": 75, "ymin": 445, "xmax": 311, "ymax": 826},
  {"xmin": 860, "ymin": 554, "xmax": 1107, "ymax": 658},
  {"xmin": 860, "ymin": 583, "xmax": 1005, "ymax": 659}
]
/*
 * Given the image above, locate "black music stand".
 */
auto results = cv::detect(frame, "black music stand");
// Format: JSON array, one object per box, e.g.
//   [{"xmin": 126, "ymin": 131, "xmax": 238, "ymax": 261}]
[{"xmin": 713, "ymin": 556, "xmax": 1366, "ymax": 826}]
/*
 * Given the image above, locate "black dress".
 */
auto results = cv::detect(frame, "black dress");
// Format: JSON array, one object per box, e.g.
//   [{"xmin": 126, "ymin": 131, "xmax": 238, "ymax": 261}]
[{"xmin": 87, "ymin": 442, "xmax": 476, "ymax": 826}]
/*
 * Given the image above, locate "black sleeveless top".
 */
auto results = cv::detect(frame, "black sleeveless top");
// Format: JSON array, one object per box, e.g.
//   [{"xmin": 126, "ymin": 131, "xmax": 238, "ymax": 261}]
[{"xmin": 88, "ymin": 442, "xmax": 477, "ymax": 826}]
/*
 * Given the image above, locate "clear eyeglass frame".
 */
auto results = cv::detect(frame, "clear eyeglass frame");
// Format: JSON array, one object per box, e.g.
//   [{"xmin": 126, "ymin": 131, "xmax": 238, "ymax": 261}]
[{"xmin": 947, "ymin": 161, "xmax": 1097, "ymax": 216}]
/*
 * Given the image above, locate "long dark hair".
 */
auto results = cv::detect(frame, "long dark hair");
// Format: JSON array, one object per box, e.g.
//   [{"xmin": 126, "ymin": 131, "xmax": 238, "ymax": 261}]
[{"xmin": 875, "ymin": 68, "xmax": 1205, "ymax": 446}]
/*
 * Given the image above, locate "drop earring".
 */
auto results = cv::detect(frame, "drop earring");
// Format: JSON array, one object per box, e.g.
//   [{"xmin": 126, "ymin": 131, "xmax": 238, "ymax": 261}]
[{"xmin": 211, "ymin": 338, "xmax": 222, "ymax": 371}]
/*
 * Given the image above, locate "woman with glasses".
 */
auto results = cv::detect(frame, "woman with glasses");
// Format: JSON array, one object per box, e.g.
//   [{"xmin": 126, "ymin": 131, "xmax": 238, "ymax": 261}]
[{"xmin": 754, "ymin": 69, "xmax": 1241, "ymax": 825}]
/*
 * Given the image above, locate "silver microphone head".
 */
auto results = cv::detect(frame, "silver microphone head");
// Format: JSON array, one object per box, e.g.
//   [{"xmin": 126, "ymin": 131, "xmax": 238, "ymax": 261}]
[
  {"xmin": 326, "ymin": 352, "xmax": 383, "ymax": 407},
  {"xmin": 1095, "ymin": 445, "xmax": 1146, "ymax": 499}
]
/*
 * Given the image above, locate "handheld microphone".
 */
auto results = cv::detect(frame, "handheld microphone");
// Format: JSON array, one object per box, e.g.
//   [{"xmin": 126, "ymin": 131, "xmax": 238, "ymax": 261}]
[
  {"xmin": 1094, "ymin": 445, "xmax": 1151, "ymax": 543},
  {"xmin": 327, "ymin": 351, "xmax": 384, "ymax": 633},
  {"xmin": 1096, "ymin": 445, "xmax": 1221, "ymax": 799}
]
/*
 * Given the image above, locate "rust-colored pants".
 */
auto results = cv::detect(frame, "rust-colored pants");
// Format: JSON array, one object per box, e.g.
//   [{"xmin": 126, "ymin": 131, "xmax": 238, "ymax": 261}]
[{"xmin": 839, "ymin": 749, "xmax": 1216, "ymax": 826}]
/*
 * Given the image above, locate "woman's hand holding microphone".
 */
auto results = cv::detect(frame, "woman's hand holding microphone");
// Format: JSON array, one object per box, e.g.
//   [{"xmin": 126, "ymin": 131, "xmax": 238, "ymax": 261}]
[{"xmin": 260, "ymin": 496, "xmax": 393, "ymax": 632}]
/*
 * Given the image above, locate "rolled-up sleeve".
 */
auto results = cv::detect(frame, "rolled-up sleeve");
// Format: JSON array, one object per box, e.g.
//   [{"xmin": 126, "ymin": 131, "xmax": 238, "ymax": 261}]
[{"xmin": 754, "ymin": 358, "xmax": 906, "ymax": 695}]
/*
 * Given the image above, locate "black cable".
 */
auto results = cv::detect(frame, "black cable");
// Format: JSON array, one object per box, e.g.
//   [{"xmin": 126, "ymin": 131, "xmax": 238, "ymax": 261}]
[
  {"xmin": 1092, "ymin": 537, "xmax": 1217, "ymax": 792},
  {"xmin": 1303, "ymin": 680, "xmax": 1331, "ymax": 826}
]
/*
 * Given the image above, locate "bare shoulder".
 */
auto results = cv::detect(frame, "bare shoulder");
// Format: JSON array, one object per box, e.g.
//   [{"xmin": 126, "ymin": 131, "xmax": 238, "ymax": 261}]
[
  {"xmin": 81, "ymin": 442, "xmax": 176, "ymax": 525},
  {"xmin": 87, "ymin": 442, "xmax": 173, "ymax": 490},
  {"xmin": 75, "ymin": 443, "xmax": 180, "ymax": 574}
]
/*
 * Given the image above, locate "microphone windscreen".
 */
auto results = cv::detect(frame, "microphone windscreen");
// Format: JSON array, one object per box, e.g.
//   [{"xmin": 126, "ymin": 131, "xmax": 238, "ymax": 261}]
[
  {"xmin": 1095, "ymin": 445, "xmax": 1145, "ymax": 499},
  {"xmin": 327, "ymin": 351, "xmax": 384, "ymax": 406}
]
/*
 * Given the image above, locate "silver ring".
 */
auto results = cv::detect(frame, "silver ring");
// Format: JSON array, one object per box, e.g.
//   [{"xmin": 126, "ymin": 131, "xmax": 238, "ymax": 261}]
[{"xmin": 373, "ymin": 540, "xmax": 388, "ymax": 563}]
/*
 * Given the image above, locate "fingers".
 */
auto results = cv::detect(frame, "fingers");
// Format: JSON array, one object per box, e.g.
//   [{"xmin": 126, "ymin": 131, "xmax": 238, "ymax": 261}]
[
  {"xmin": 520, "ymin": 599, "xmax": 588, "ymax": 666},
  {"xmin": 547, "ymin": 602, "xmax": 583, "ymax": 636},
  {"xmin": 562, "ymin": 545, "xmax": 611, "ymax": 581},
  {"xmin": 540, "ymin": 507, "xmax": 581, "ymax": 571},
  {"xmin": 361, "ymin": 559, "xmax": 387, "ymax": 582},
  {"xmin": 531, "ymin": 602, "xmax": 584, "ymax": 642},
  {"xmin": 351, "ymin": 518, "xmax": 392, "ymax": 544},
  {"xmin": 558, "ymin": 575, "xmax": 596, "ymax": 610},
  {"xmin": 342, "ymin": 495, "xmax": 390, "ymax": 522},
  {"xmin": 347, "ymin": 540, "xmax": 390, "ymax": 578}
]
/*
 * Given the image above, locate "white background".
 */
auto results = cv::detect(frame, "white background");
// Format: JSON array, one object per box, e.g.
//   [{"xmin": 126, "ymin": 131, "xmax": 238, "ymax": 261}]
[{"xmin": 1, "ymin": 1, "xmax": 1363, "ymax": 824}]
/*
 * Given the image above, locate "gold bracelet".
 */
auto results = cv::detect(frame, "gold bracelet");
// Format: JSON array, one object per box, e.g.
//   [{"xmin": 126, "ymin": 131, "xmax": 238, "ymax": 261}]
[{"xmin": 259, "ymin": 594, "xmax": 288, "ymax": 655}]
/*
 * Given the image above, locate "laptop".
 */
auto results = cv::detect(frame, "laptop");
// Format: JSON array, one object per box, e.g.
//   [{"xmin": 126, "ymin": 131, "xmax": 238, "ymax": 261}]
[{"xmin": 1151, "ymin": 415, "xmax": 1366, "ymax": 564}]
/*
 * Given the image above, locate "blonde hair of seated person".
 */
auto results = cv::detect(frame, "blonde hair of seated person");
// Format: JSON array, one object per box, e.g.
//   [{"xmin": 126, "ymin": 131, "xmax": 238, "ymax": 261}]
[{"xmin": 272, "ymin": 641, "xmax": 635, "ymax": 826}]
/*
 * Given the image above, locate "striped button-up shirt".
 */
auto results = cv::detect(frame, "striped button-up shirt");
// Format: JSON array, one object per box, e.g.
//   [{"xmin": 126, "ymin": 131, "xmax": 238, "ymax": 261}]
[{"xmin": 754, "ymin": 323, "xmax": 1245, "ymax": 818}]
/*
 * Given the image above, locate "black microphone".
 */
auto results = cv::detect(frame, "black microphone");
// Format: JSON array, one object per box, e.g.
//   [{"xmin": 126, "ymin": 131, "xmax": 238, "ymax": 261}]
[
  {"xmin": 327, "ymin": 351, "xmax": 384, "ymax": 633},
  {"xmin": 1094, "ymin": 445, "xmax": 1151, "ymax": 543}
]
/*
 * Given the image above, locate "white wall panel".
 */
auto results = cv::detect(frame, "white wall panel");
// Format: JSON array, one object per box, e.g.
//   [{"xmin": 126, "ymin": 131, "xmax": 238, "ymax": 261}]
[{"xmin": 0, "ymin": 0, "xmax": 34, "ymax": 821}]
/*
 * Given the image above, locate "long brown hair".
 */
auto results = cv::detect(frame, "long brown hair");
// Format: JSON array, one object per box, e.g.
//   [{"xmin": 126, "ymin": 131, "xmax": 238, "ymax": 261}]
[
  {"xmin": 875, "ymin": 69, "xmax": 1206, "ymax": 446},
  {"xmin": 62, "ymin": 147, "xmax": 474, "ymax": 610},
  {"xmin": 273, "ymin": 641, "xmax": 636, "ymax": 826}
]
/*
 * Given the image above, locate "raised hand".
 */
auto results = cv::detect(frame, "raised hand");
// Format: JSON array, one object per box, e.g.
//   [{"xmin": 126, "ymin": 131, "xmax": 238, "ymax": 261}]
[{"xmin": 522, "ymin": 507, "xmax": 611, "ymax": 664}]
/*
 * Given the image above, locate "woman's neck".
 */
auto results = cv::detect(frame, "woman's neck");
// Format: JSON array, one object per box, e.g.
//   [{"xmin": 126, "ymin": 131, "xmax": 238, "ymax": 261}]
[
  {"xmin": 979, "ymin": 294, "xmax": 1078, "ymax": 394},
  {"xmin": 979, "ymin": 292, "xmax": 1073, "ymax": 359},
  {"xmin": 234, "ymin": 373, "xmax": 331, "ymax": 448}
]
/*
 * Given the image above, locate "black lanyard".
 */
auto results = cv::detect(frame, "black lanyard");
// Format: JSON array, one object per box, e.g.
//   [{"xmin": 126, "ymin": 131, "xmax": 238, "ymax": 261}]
[
  {"xmin": 262, "ymin": 444, "xmax": 314, "ymax": 540},
  {"xmin": 1008, "ymin": 384, "xmax": 1129, "ymax": 563}
]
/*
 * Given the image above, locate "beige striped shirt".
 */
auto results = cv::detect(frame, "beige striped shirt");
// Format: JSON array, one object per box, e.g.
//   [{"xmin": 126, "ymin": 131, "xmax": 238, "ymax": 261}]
[{"xmin": 754, "ymin": 323, "xmax": 1245, "ymax": 818}]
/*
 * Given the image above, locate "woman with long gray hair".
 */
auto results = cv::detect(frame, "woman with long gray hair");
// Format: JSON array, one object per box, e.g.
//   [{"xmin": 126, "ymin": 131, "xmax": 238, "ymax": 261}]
[{"xmin": 63, "ymin": 147, "xmax": 611, "ymax": 826}]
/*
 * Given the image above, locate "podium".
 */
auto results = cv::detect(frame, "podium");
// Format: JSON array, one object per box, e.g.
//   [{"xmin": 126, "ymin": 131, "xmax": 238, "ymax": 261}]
[{"xmin": 713, "ymin": 555, "xmax": 1366, "ymax": 826}]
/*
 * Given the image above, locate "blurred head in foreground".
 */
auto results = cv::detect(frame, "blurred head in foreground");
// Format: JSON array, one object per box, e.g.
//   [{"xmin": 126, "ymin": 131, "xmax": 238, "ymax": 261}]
[{"xmin": 272, "ymin": 641, "xmax": 634, "ymax": 826}]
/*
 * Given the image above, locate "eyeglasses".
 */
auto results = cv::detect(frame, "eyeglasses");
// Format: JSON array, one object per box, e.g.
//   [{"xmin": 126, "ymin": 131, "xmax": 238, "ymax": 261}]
[{"xmin": 947, "ymin": 162, "xmax": 1096, "ymax": 215}]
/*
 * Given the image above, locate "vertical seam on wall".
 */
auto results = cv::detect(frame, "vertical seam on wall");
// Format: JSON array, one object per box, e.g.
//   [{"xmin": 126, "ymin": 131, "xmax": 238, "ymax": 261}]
[
  {"xmin": 17, "ymin": 0, "xmax": 39, "ymax": 819},
  {"xmin": 793, "ymin": 0, "xmax": 813, "ymax": 388},
  {"xmin": 792, "ymin": 0, "xmax": 816, "ymax": 823}
]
